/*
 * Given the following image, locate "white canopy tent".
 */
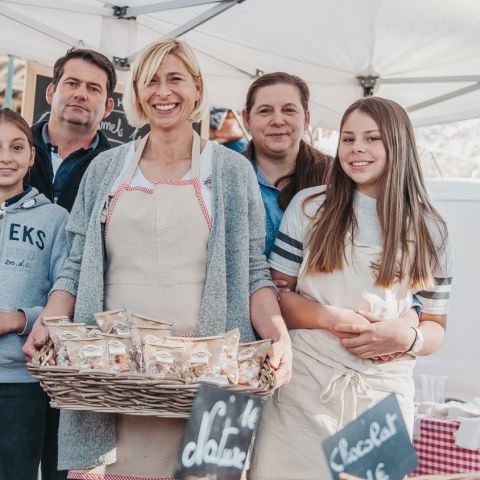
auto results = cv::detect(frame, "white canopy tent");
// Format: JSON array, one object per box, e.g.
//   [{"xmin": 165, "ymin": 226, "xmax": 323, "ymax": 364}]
[{"xmin": 1, "ymin": 0, "xmax": 480, "ymax": 129}]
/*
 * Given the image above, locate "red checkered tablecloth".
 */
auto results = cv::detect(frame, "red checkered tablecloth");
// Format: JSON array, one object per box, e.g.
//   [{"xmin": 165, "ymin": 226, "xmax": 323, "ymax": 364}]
[
  {"xmin": 413, "ymin": 416, "xmax": 480, "ymax": 476},
  {"xmin": 68, "ymin": 474, "xmax": 174, "ymax": 480}
]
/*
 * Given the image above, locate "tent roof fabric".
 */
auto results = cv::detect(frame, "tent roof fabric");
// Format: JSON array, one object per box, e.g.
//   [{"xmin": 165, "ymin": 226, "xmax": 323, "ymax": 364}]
[{"xmin": 1, "ymin": 0, "xmax": 480, "ymax": 129}]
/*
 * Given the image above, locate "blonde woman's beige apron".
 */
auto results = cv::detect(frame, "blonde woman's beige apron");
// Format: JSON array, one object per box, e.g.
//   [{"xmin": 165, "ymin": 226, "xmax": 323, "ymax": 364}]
[
  {"xmin": 77, "ymin": 132, "xmax": 210, "ymax": 479},
  {"xmin": 250, "ymin": 242, "xmax": 416, "ymax": 480}
]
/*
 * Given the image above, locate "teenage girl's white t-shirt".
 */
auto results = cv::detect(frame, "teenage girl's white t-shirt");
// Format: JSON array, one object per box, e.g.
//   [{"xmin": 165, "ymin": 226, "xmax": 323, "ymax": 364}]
[{"xmin": 269, "ymin": 186, "xmax": 454, "ymax": 315}]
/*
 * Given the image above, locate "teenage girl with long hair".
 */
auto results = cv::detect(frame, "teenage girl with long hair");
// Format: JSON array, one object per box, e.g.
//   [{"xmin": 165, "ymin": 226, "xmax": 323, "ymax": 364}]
[{"xmin": 249, "ymin": 97, "xmax": 453, "ymax": 479}]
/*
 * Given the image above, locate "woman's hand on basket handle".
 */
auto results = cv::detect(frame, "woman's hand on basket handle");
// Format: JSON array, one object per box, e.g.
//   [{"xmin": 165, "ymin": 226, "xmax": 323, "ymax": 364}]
[
  {"xmin": 268, "ymin": 334, "xmax": 292, "ymax": 388},
  {"xmin": 250, "ymin": 286, "xmax": 292, "ymax": 388},
  {"xmin": 23, "ymin": 317, "xmax": 51, "ymax": 363},
  {"xmin": 23, "ymin": 290, "xmax": 75, "ymax": 362}
]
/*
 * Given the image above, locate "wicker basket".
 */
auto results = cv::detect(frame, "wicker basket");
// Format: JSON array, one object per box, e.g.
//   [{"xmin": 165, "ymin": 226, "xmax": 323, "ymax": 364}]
[{"xmin": 27, "ymin": 340, "xmax": 276, "ymax": 418}]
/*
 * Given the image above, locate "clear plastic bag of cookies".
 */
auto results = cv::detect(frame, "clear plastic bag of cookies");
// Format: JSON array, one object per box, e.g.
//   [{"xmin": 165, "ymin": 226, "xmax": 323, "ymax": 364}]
[
  {"xmin": 131, "ymin": 325, "xmax": 172, "ymax": 347},
  {"xmin": 94, "ymin": 308, "xmax": 130, "ymax": 336},
  {"xmin": 65, "ymin": 338, "xmax": 107, "ymax": 371},
  {"xmin": 143, "ymin": 340, "xmax": 185, "ymax": 381},
  {"xmin": 168, "ymin": 328, "xmax": 240, "ymax": 385},
  {"xmin": 238, "ymin": 339, "xmax": 272, "ymax": 387},
  {"xmin": 46, "ymin": 323, "xmax": 87, "ymax": 366},
  {"xmin": 99, "ymin": 334, "xmax": 136, "ymax": 373},
  {"xmin": 186, "ymin": 340, "xmax": 213, "ymax": 383},
  {"xmin": 130, "ymin": 312, "xmax": 172, "ymax": 329},
  {"xmin": 131, "ymin": 325, "xmax": 172, "ymax": 372},
  {"xmin": 220, "ymin": 329, "xmax": 240, "ymax": 384}
]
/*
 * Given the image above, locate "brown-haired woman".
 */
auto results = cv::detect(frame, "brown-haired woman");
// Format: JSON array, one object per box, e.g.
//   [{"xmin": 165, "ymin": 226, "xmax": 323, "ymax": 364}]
[
  {"xmin": 242, "ymin": 72, "xmax": 332, "ymax": 255},
  {"xmin": 249, "ymin": 97, "xmax": 453, "ymax": 479}
]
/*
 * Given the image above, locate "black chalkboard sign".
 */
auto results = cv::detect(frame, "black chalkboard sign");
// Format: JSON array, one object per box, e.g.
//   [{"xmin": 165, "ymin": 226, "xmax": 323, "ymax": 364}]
[
  {"xmin": 322, "ymin": 393, "xmax": 418, "ymax": 480},
  {"xmin": 174, "ymin": 384, "xmax": 262, "ymax": 480},
  {"xmin": 31, "ymin": 73, "xmax": 51, "ymax": 124},
  {"xmin": 99, "ymin": 92, "xmax": 149, "ymax": 146}
]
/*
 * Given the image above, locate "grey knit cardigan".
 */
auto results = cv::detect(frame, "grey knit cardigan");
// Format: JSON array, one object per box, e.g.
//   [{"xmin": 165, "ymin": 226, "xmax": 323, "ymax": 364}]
[{"xmin": 53, "ymin": 140, "xmax": 274, "ymax": 470}]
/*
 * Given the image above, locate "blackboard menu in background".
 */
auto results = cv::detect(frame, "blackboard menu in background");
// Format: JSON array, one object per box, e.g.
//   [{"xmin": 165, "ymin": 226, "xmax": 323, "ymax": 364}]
[
  {"xmin": 30, "ymin": 73, "xmax": 51, "ymax": 124},
  {"xmin": 22, "ymin": 61, "xmax": 205, "ymax": 145},
  {"xmin": 97, "ymin": 91, "xmax": 149, "ymax": 146},
  {"xmin": 322, "ymin": 393, "xmax": 418, "ymax": 480},
  {"xmin": 174, "ymin": 384, "xmax": 262, "ymax": 480}
]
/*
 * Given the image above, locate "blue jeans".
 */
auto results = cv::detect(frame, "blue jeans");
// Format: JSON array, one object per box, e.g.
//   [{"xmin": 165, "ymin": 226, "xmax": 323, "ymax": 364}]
[{"xmin": 0, "ymin": 382, "xmax": 46, "ymax": 480}]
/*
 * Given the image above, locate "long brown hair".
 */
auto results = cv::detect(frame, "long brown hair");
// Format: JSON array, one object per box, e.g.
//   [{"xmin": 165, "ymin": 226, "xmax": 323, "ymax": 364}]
[
  {"xmin": 305, "ymin": 97, "xmax": 447, "ymax": 290},
  {"xmin": 244, "ymin": 72, "xmax": 331, "ymax": 210}
]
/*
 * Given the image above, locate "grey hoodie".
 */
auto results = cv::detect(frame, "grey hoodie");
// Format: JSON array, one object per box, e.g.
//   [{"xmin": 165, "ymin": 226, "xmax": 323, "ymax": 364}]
[{"xmin": 0, "ymin": 187, "xmax": 68, "ymax": 382}]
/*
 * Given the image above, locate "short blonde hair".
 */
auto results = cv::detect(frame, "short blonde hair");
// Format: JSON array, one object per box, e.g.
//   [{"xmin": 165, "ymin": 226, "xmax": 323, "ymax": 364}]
[{"xmin": 123, "ymin": 37, "xmax": 206, "ymax": 127}]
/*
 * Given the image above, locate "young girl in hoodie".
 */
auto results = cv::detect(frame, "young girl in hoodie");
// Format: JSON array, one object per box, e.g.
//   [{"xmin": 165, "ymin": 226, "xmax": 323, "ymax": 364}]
[{"xmin": 0, "ymin": 108, "xmax": 69, "ymax": 480}]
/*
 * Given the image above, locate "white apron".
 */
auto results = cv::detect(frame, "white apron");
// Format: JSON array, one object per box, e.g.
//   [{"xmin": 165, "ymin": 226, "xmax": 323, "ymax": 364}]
[
  {"xmin": 249, "ymin": 241, "xmax": 416, "ymax": 480},
  {"xmin": 75, "ymin": 131, "xmax": 210, "ymax": 479}
]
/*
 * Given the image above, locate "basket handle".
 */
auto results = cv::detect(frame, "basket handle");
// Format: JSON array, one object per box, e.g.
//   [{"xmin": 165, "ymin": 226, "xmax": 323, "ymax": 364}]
[{"xmin": 31, "ymin": 339, "xmax": 55, "ymax": 367}]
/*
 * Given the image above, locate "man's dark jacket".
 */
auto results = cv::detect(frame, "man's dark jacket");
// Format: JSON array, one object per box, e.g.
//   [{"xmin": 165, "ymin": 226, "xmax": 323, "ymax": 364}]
[{"xmin": 29, "ymin": 120, "xmax": 111, "ymax": 212}]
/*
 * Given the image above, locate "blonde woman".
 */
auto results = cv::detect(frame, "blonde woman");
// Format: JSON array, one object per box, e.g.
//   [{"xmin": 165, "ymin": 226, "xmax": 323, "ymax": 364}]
[
  {"xmin": 24, "ymin": 38, "xmax": 291, "ymax": 479},
  {"xmin": 249, "ymin": 97, "xmax": 453, "ymax": 479}
]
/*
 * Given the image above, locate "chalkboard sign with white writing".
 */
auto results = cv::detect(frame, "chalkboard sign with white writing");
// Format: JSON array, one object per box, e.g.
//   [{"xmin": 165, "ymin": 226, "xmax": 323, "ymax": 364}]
[
  {"xmin": 174, "ymin": 384, "xmax": 262, "ymax": 480},
  {"xmin": 322, "ymin": 393, "xmax": 418, "ymax": 480}
]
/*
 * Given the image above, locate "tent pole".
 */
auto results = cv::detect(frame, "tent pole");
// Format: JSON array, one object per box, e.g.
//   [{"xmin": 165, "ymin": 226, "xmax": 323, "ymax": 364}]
[
  {"xmin": 4, "ymin": 54, "xmax": 15, "ymax": 109},
  {"xmin": 382, "ymin": 75, "xmax": 480, "ymax": 84},
  {"xmin": 407, "ymin": 83, "xmax": 480, "ymax": 112},
  {"xmin": 0, "ymin": 0, "xmax": 110, "ymax": 16},
  {"xmin": 167, "ymin": 0, "xmax": 243, "ymax": 37},
  {"xmin": 128, "ymin": 0, "xmax": 229, "ymax": 16},
  {"xmin": 0, "ymin": 4, "xmax": 96, "ymax": 51},
  {"xmin": 128, "ymin": 0, "xmax": 245, "ymax": 62}
]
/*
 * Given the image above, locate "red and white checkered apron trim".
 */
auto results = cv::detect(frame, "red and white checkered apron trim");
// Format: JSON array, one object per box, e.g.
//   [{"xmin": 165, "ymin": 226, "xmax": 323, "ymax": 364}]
[
  {"xmin": 68, "ymin": 472, "xmax": 174, "ymax": 480},
  {"xmin": 413, "ymin": 417, "xmax": 480, "ymax": 476},
  {"xmin": 105, "ymin": 177, "xmax": 212, "ymax": 241},
  {"xmin": 152, "ymin": 176, "xmax": 212, "ymax": 230},
  {"xmin": 152, "ymin": 177, "xmax": 196, "ymax": 186},
  {"xmin": 192, "ymin": 177, "xmax": 212, "ymax": 230}
]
